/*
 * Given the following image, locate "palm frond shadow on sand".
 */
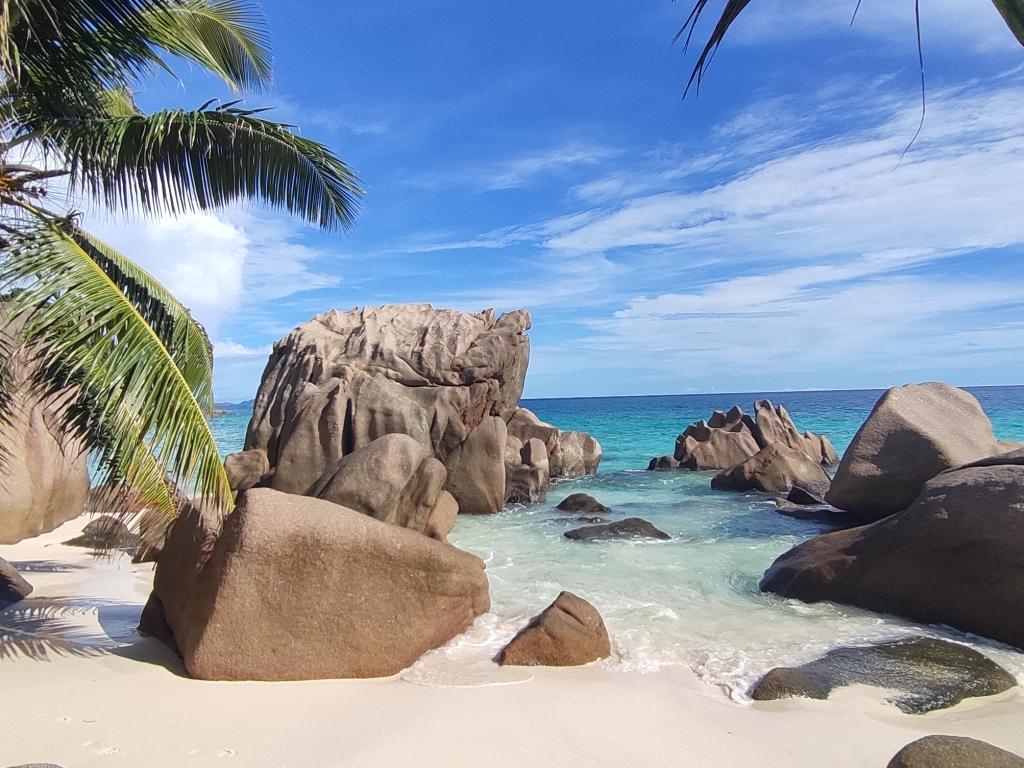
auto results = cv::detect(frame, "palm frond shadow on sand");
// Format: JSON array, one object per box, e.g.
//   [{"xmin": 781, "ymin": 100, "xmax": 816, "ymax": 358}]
[{"xmin": 0, "ymin": 595, "xmax": 184, "ymax": 674}]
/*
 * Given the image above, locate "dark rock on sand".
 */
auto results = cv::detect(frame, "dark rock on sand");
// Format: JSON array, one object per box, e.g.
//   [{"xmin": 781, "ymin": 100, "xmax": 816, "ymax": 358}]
[
  {"xmin": 565, "ymin": 517, "xmax": 670, "ymax": 542},
  {"xmin": 140, "ymin": 488, "xmax": 489, "ymax": 680},
  {"xmin": 750, "ymin": 637, "xmax": 1015, "ymax": 714},
  {"xmin": 762, "ymin": 463, "xmax": 1024, "ymax": 649},
  {"xmin": 498, "ymin": 591, "xmax": 611, "ymax": 667},
  {"xmin": 556, "ymin": 493, "xmax": 611, "ymax": 515},
  {"xmin": 826, "ymin": 383, "xmax": 1001, "ymax": 520},
  {"xmin": 0, "ymin": 556, "xmax": 33, "ymax": 607},
  {"xmin": 63, "ymin": 516, "xmax": 140, "ymax": 551},
  {"xmin": 711, "ymin": 443, "xmax": 831, "ymax": 495},
  {"xmin": 887, "ymin": 736, "xmax": 1024, "ymax": 768}
]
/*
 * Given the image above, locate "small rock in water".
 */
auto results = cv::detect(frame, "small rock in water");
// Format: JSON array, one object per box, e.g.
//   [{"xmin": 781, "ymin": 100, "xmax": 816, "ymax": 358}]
[
  {"xmin": 556, "ymin": 493, "xmax": 611, "ymax": 515},
  {"xmin": 647, "ymin": 455, "xmax": 680, "ymax": 471},
  {"xmin": 564, "ymin": 517, "xmax": 670, "ymax": 542},
  {"xmin": 498, "ymin": 591, "xmax": 611, "ymax": 667},
  {"xmin": 749, "ymin": 637, "xmax": 1015, "ymax": 713},
  {"xmin": 887, "ymin": 736, "xmax": 1024, "ymax": 768},
  {"xmin": 786, "ymin": 486, "xmax": 826, "ymax": 506},
  {"xmin": 63, "ymin": 516, "xmax": 139, "ymax": 551}
]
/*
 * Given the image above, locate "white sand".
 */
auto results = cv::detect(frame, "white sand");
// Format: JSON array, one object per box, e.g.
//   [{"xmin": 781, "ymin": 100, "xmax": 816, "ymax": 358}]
[{"xmin": 3, "ymin": 517, "xmax": 1023, "ymax": 768}]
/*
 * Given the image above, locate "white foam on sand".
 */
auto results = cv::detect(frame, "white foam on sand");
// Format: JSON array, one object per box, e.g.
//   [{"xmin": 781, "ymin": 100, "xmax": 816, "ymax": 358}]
[{"xmin": 3, "ymin": 516, "xmax": 1024, "ymax": 768}]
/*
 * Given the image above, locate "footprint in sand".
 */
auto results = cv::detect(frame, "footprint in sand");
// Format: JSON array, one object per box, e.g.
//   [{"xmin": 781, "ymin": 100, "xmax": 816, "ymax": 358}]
[
  {"xmin": 57, "ymin": 716, "xmax": 73, "ymax": 724},
  {"xmin": 84, "ymin": 741, "xmax": 124, "ymax": 756},
  {"xmin": 217, "ymin": 748, "xmax": 238, "ymax": 758}
]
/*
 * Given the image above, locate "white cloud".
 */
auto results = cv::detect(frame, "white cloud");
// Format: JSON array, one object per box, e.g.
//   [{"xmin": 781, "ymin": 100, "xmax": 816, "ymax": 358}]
[{"xmin": 213, "ymin": 340, "xmax": 272, "ymax": 359}]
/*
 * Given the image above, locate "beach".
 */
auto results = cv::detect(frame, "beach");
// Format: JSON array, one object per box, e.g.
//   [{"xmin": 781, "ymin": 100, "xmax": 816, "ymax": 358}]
[{"xmin": 4, "ymin": 518, "xmax": 1024, "ymax": 768}]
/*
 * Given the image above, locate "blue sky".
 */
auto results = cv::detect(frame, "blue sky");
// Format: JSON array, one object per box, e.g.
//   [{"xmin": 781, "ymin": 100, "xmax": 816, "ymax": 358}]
[{"xmin": 92, "ymin": 0, "xmax": 1024, "ymax": 400}]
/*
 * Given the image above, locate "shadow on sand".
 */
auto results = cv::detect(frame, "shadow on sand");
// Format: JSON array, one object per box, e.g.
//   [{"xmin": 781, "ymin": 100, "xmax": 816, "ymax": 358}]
[{"xmin": 0, "ymin": 595, "xmax": 186, "ymax": 676}]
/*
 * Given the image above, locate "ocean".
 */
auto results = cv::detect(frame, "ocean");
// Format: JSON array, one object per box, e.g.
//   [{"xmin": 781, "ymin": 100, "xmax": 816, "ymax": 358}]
[{"xmin": 211, "ymin": 386, "xmax": 1024, "ymax": 693}]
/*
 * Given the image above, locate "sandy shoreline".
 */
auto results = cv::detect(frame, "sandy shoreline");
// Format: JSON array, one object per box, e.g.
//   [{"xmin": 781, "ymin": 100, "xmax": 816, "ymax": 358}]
[{"xmin": 3, "ymin": 517, "xmax": 1023, "ymax": 768}]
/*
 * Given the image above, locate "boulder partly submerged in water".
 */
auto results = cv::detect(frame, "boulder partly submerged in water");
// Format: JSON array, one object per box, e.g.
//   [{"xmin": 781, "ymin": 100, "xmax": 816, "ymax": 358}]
[
  {"xmin": 139, "ymin": 488, "xmax": 489, "ymax": 680},
  {"xmin": 498, "ymin": 591, "xmax": 611, "ymax": 667},
  {"xmin": 243, "ymin": 304, "xmax": 599, "ymax": 514},
  {"xmin": 887, "ymin": 736, "xmax": 1024, "ymax": 768},
  {"xmin": 762, "ymin": 462, "xmax": 1024, "ymax": 649},
  {"xmin": 655, "ymin": 400, "xmax": 838, "ymax": 473},
  {"xmin": 750, "ymin": 637, "xmax": 1015, "ymax": 713},
  {"xmin": 564, "ymin": 517, "xmax": 670, "ymax": 542},
  {"xmin": 711, "ymin": 443, "xmax": 832, "ymax": 496},
  {"xmin": 556, "ymin": 493, "xmax": 611, "ymax": 515},
  {"xmin": 826, "ymin": 383, "xmax": 1001, "ymax": 520}
]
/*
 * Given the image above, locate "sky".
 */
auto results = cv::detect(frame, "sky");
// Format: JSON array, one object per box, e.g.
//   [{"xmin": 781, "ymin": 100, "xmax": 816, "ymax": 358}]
[{"xmin": 90, "ymin": 0, "xmax": 1024, "ymax": 401}]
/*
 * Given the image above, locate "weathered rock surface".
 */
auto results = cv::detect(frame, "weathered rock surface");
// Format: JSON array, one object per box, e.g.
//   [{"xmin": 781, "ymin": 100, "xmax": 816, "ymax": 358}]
[
  {"xmin": 750, "ymin": 638, "xmax": 1014, "ymax": 713},
  {"xmin": 63, "ymin": 516, "xmax": 139, "ymax": 551},
  {"xmin": 887, "ymin": 736, "xmax": 1024, "ymax": 768},
  {"xmin": 556, "ymin": 493, "xmax": 611, "ymax": 515},
  {"xmin": 773, "ymin": 502, "xmax": 865, "ymax": 528},
  {"xmin": 139, "ymin": 488, "xmax": 490, "ymax": 680},
  {"xmin": 0, "ymin": 311, "xmax": 90, "ymax": 545},
  {"xmin": 711, "ymin": 444, "xmax": 831, "ymax": 496},
  {"xmin": 786, "ymin": 486, "xmax": 826, "ymax": 506},
  {"xmin": 224, "ymin": 448, "xmax": 270, "ymax": 492},
  {"xmin": 497, "ymin": 591, "xmax": 611, "ymax": 667},
  {"xmin": 505, "ymin": 437, "xmax": 550, "ymax": 505},
  {"xmin": 243, "ymin": 305, "xmax": 599, "ymax": 515},
  {"xmin": 308, "ymin": 433, "xmax": 453, "ymax": 537},
  {"xmin": 564, "ymin": 517, "xmax": 670, "ymax": 542},
  {"xmin": 762, "ymin": 463, "xmax": 1024, "ymax": 649},
  {"xmin": 0, "ymin": 556, "xmax": 32, "ymax": 607},
  {"xmin": 826, "ymin": 383, "xmax": 1001, "ymax": 520},
  {"xmin": 653, "ymin": 399, "xmax": 837, "ymax": 473}
]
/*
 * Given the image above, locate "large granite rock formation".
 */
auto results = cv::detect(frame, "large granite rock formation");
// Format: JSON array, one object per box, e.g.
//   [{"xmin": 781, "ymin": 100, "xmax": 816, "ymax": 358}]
[
  {"xmin": 243, "ymin": 305, "xmax": 599, "ymax": 514},
  {"xmin": 826, "ymin": 383, "xmax": 1001, "ymax": 520},
  {"xmin": 761, "ymin": 461, "xmax": 1024, "ymax": 649},
  {"xmin": 0, "ymin": 312, "xmax": 90, "ymax": 544},
  {"xmin": 650, "ymin": 400, "xmax": 837, "ymax": 473},
  {"xmin": 498, "ymin": 591, "xmax": 611, "ymax": 667},
  {"xmin": 139, "ymin": 488, "xmax": 490, "ymax": 680}
]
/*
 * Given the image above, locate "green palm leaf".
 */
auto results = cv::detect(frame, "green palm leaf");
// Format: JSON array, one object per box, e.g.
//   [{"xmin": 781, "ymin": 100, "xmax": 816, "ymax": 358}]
[
  {"xmin": 992, "ymin": 0, "xmax": 1024, "ymax": 46},
  {"xmin": 0, "ymin": 221, "xmax": 230, "ymax": 513},
  {"xmin": 142, "ymin": 0, "xmax": 272, "ymax": 92},
  {"xmin": 49, "ymin": 104, "xmax": 363, "ymax": 229}
]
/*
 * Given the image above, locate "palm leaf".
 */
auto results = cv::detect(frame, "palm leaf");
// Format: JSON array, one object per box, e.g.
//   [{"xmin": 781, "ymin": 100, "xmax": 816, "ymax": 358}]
[
  {"xmin": 0, "ymin": 220, "xmax": 230, "ymax": 513},
  {"xmin": 675, "ymin": 0, "xmax": 752, "ymax": 96},
  {"xmin": 142, "ymin": 0, "xmax": 272, "ymax": 92},
  {"xmin": 47, "ymin": 103, "xmax": 363, "ymax": 229},
  {"xmin": 992, "ymin": 0, "xmax": 1024, "ymax": 46}
]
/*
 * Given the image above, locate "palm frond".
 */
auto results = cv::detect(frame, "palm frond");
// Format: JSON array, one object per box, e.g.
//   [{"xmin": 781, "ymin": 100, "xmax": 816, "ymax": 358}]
[
  {"xmin": 675, "ymin": 0, "xmax": 752, "ymax": 97},
  {"xmin": 0, "ymin": 220, "xmax": 230, "ymax": 513},
  {"xmin": 49, "ymin": 104, "xmax": 363, "ymax": 229},
  {"xmin": 992, "ymin": 0, "xmax": 1024, "ymax": 46},
  {"xmin": 142, "ymin": 0, "xmax": 272, "ymax": 92}
]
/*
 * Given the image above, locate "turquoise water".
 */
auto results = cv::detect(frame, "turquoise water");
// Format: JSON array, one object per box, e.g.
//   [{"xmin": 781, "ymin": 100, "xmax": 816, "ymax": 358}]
[{"xmin": 212, "ymin": 386, "xmax": 1024, "ymax": 693}]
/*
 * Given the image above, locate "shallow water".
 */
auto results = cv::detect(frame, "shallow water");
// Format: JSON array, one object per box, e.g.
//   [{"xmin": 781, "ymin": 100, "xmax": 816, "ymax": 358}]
[{"xmin": 212, "ymin": 386, "xmax": 1024, "ymax": 695}]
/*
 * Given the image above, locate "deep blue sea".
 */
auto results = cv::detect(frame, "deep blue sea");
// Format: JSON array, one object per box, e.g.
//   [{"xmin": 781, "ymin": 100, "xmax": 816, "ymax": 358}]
[{"xmin": 211, "ymin": 386, "xmax": 1024, "ymax": 691}]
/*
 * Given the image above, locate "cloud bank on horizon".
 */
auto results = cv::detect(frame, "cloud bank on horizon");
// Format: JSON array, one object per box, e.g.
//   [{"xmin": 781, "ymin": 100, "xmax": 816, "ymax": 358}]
[{"xmin": 95, "ymin": 0, "xmax": 1024, "ymax": 400}]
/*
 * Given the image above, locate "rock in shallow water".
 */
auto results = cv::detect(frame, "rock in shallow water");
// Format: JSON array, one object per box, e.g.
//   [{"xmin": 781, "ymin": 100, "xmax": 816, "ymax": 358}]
[
  {"xmin": 711, "ymin": 443, "xmax": 831, "ymax": 496},
  {"xmin": 556, "ymin": 493, "xmax": 611, "ymax": 515},
  {"xmin": 887, "ymin": 736, "xmax": 1024, "ymax": 768},
  {"xmin": 498, "ymin": 591, "xmax": 611, "ymax": 667},
  {"xmin": 761, "ymin": 463, "xmax": 1024, "ymax": 650},
  {"xmin": 564, "ymin": 517, "xmax": 670, "ymax": 542},
  {"xmin": 750, "ymin": 637, "xmax": 1015, "ymax": 713}
]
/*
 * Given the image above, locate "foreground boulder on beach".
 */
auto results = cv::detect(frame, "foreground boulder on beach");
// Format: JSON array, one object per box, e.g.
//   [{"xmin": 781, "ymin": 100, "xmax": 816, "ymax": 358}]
[
  {"xmin": 139, "ymin": 488, "xmax": 490, "ymax": 680},
  {"xmin": 0, "ymin": 556, "xmax": 33, "ymax": 607},
  {"xmin": 242, "ymin": 305, "xmax": 600, "ymax": 513},
  {"xmin": 650, "ymin": 399, "xmax": 837, "ymax": 473},
  {"xmin": 0, "ymin": 312, "xmax": 90, "ymax": 545},
  {"xmin": 761, "ymin": 462, "xmax": 1024, "ymax": 649},
  {"xmin": 750, "ymin": 637, "xmax": 1015, "ymax": 713},
  {"xmin": 498, "ymin": 591, "xmax": 611, "ymax": 667},
  {"xmin": 887, "ymin": 736, "xmax": 1024, "ymax": 768},
  {"xmin": 825, "ymin": 383, "xmax": 1001, "ymax": 520}
]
